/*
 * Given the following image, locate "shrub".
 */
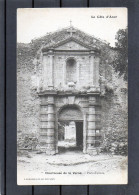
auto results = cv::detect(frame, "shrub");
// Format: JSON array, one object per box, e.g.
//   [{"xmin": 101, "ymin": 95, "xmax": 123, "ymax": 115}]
[
  {"xmin": 17, "ymin": 134, "xmax": 38, "ymax": 151},
  {"xmin": 101, "ymin": 130, "xmax": 128, "ymax": 156}
]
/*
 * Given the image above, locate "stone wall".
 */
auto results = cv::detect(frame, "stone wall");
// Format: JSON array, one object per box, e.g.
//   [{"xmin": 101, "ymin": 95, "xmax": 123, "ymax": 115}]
[
  {"xmin": 101, "ymin": 70, "xmax": 128, "ymax": 138},
  {"xmin": 17, "ymin": 44, "xmax": 40, "ymax": 137},
  {"xmin": 53, "ymin": 54, "xmax": 91, "ymax": 88}
]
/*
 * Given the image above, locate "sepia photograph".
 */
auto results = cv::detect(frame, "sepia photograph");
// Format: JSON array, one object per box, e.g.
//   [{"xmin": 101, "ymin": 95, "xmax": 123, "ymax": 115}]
[{"xmin": 17, "ymin": 8, "xmax": 128, "ymax": 185}]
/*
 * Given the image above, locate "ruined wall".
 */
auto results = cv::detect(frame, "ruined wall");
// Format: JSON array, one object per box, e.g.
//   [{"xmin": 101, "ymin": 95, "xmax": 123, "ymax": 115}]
[
  {"xmin": 17, "ymin": 43, "xmax": 40, "ymax": 138},
  {"xmin": 101, "ymin": 73, "xmax": 128, "ymax": 134},
  {"xmin": 99, "ymin": 46, "xmax": 128, "ymax": 137}
]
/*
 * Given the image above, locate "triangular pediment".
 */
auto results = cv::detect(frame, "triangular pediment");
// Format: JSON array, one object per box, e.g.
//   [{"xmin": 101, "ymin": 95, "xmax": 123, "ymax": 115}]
[
  {"xmin": 42, "ymin": 37, "xmax": 94, "ymax": 52},
  {"xmin": 41, "ymin": 27, "xmax": 103, "ymax": 53},
  {"xmin": 54, "ymin": 38, "xmax": 90, "ymax": 50}
]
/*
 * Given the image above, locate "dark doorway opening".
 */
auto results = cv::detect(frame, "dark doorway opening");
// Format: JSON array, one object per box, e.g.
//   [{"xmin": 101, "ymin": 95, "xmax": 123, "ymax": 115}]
[
  {"xmin": 58, "ymin": 121, "xmax": 83, "ymax": 153},
  {"xmin": 76, "ymin": 122, "xmax": 83, "ymax": 150}
]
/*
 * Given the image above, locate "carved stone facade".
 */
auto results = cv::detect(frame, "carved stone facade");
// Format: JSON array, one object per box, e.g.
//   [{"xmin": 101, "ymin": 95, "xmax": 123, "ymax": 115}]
[
  {"xmin": 37, "ymin": 26, "xmax": 102, "ymax": 155},
  {"xmin": 17, "ymin": 25, "xmax": 127, "ymax": 156}
]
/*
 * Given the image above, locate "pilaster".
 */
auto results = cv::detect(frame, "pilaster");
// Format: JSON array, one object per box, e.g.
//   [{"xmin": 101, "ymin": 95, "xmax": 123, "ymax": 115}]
[
  {"xmin": 42, "ymin": 55, "xmax": 47, "ymax": 90},
  {"xmin": 47, "ymin": 50, "xmax": 54, "ymax": 89},
  {"xmin": 39, "ymin": 95, "xmax": 56, "ymax": 155},
  {"xmin": 94, "ymin": 56, "xmax": 100, "ymax": 87},
  {"xmin": 46, "ymin": 96, "xmax": 56, "ymax": 155},
  {"xmin": 39, "ymin": 96, "xmax": 48, "ymax": 151},
  {"xmin": 89, "ymin": 51, "xmax": 95, "ymax": 87},
  {"xmin": 86, "ymin": 96, "xmax": 101, "ymax": 155}
]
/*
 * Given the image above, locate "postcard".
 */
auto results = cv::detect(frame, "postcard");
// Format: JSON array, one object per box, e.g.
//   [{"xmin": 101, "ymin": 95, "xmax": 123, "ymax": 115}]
[{"xmin": 17, "ymin": 8, "xmax": 128, "ymax": 185}]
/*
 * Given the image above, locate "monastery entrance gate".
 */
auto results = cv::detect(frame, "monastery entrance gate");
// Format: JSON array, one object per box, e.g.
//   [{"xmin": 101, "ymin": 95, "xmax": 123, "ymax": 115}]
[
  {"xmin": 39, "ymin": 94, "xmax": 101, "ymax": 155},
  {"xmin": 38, "ymin": 26, "xmax": 102, "ymax": 155}
]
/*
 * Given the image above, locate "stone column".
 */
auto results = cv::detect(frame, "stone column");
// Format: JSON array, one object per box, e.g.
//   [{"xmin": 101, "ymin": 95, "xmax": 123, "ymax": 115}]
[
  {"xmin": 89, "ymin": 51, "xmax": 95, "ymax": 87},
  {"xmin": 47, "ymin": 50, "xmax": 54, "ymax": 89},
  {"xmin": 46, "ymin": 96, "xmax": 56, "ymax": 155},
  {"xmin": 39, "ymin": 95, "xmax": 56, "ymax": 155},
  {"xmin": 87, "ymin": 96, "xmax": 97, "ymax": 155},
  {"xmin": 39, "ymin": 96, "xmax": 48, "ymax": 152},
  {"xmin": 55, "ymin": 112, "xmax": 59, "ymax": 154},
  {"xmin": 94, "ymin": 56, "xmax": 100, "ymax": 88},
  {"xmin": 42, "ymin": 54, "xmax": 48, "ymax": 90},
  {"xmin": 83, "ymin": 114, "xmax": 87, "ymax": 153},
  {"xmin": 63, "ymin": 62, "xmax": 66, "ymax": 87},
  {"xmin": 77, "ymin": 61, "xmax": 80, "ymax": 85}
]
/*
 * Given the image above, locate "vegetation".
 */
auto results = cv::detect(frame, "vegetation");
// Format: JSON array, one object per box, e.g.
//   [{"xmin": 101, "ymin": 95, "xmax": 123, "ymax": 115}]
[
  {"xmin": 101, "ymin": 130, "xmax": 128, "ymax": 156},
  {"xmin": 112, "ymin": 27, "xmax": 128, "ymax": 81}
]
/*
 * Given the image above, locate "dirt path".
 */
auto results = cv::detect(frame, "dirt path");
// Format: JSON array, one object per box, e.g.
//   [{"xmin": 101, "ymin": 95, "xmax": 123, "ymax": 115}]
[{"xmin": 17, "ymin": 152, "xmax": 128, "ymax": 185}]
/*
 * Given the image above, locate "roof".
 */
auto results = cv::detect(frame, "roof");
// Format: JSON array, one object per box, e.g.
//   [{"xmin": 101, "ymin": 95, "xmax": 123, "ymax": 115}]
[{"xmin": 17, "ymin": 25, "xmax": 111, "ymax": 56}]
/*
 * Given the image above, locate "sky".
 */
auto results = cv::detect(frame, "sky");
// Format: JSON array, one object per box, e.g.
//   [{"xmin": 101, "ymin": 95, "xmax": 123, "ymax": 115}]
[{"xmin": 17, "ymin": 8, "xmax": 127, "ymax": 47}]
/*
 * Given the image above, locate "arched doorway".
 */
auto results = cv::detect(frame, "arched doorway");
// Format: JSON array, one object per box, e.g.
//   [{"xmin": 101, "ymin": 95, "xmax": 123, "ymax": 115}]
[{"xmin": 58, "ymin": 105, "xmax": 84, "ymax": 153}]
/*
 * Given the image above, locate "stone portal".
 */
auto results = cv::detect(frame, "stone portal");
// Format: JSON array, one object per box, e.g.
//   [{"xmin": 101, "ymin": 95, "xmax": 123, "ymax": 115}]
[{"xmin": 38, "ymin": 26, "xmax": 102, "ymax": 155}]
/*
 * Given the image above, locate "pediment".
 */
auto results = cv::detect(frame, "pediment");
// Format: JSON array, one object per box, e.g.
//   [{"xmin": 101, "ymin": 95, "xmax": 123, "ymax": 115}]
[
  {"xmin": 55, "ymin": 39, "xmax": 90, "ymax": 50},
  {"xmin": 42, "ymin": 37, "xmax": 93, "ymax": 52}
]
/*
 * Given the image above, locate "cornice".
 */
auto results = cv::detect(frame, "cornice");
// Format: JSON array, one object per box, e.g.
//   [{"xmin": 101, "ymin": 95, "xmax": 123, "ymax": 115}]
[{"xmin": 42, "ymin": 36, "xmax": 100, "ymax": 54}]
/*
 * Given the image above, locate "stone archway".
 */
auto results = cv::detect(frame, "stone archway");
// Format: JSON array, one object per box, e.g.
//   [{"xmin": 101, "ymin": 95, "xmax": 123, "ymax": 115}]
[
  {"xmin": 58, "ymin": 104, "xmax": 83, "ymax": 121},
  {"xmin": 57, "ymin": 104, "xmax": 85, "ymax": 153}
]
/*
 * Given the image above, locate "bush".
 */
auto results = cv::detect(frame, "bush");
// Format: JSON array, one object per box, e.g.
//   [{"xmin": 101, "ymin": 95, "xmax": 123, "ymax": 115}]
[
  {"xmin": 17, "ymin": 134, "xmax": 38, "ymax": 151},
  {"xmin": 101, "ymin": 130, "xmax": 128, "ymax": 156}
]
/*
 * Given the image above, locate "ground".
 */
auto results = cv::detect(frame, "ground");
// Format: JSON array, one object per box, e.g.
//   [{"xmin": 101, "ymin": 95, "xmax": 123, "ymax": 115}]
[{"xmin": 17, "ymin": 149, "xmax": 127, "ymax": 185}]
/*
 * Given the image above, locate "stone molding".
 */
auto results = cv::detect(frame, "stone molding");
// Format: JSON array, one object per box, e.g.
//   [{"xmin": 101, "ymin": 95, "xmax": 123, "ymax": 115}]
[{"xmin": 42, "ymin": 36, "xmax": 100, "ymax": 53}]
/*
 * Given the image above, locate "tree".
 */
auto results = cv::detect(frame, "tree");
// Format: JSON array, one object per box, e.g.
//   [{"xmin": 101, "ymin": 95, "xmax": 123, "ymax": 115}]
[{"xmin": 113, "ymin": 27, "xmax": 128, "ymax": 81}]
